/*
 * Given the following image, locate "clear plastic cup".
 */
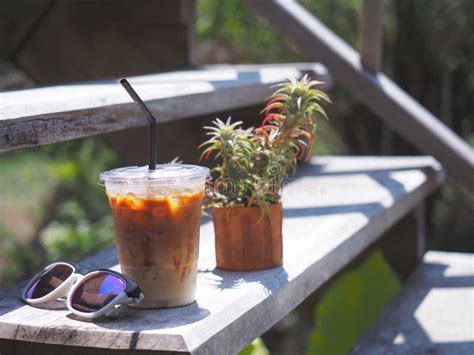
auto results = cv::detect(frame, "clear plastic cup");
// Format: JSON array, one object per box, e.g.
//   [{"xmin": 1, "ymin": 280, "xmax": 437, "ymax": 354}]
[{"xmin": 99, "ymin": 164, "xmax": 209, "ymax": 308}]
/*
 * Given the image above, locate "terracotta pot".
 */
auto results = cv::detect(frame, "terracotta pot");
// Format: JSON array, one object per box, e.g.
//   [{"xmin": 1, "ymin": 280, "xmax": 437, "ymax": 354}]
[{"xmin": 212, "ymin": 202, "xmax": 283, "ymax": 271}]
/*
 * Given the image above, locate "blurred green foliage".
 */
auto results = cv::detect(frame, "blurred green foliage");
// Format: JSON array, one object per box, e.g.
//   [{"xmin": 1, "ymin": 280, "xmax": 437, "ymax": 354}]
[
  {"xmin": 0, "ymin": 138, "xmax": 118, "ymax": 287},
  {"xmin": 430, "ymin": 175, "xmax": 474, "ymax": 251},
  {"xmin": 42, "ymin": 214, "xmax": 114, "ymax": 262},
  {"xmin": 240, "ymin": 337, "xmax": 270, "ymax": 355},
  {"xmin": 307, "ymin": 250, "xmax": 400, "ymax": 355},
  {"xmin": 300, "ymin": 0, "xmax": 362, "ymax": 47},
  {"xmin": 198, "ymin": 0, "xmax": 301, "ymax": 63},
  {"xmin": 197, "ymin": 0, "xmax": 362, "ymax": 63},
  {"xmin": 429, "ymin": 136, "xmax": 474, "ymax": 252},
  {"xmin": 0, "ymin": 225, "xmax": 42, "ymax": 287},
  {"xmin": 0, "ymin": 150, "xmax": 59, "ymax": 215}
]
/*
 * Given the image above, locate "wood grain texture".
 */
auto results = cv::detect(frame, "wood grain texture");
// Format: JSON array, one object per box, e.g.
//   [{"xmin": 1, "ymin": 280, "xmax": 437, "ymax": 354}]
[
  {"xmin": 213, "ymin": 203, "xmax": 283, "ymax": 271},
  {"xmin": 245, "ymin": 0, "xmax": 474, "ymax": 193},
  {"xmin": 0, "ymin": 157, "xmax": 444, "ymax": 354},
  {"xmin": 0, "ymin": 63, "xmax": 329, "ymax": 153}
]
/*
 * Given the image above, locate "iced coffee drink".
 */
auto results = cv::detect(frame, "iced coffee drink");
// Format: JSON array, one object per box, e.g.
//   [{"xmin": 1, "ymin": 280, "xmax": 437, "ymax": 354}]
[{"xmin": 99, "ymin": 164, "xmax": 209, "ymax": 308}]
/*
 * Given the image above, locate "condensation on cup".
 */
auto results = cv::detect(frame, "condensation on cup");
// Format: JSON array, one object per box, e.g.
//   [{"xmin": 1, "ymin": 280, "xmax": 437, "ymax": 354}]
[{"xmin": 99, "ymin": 164, "xmax": 209, "ymax": 308}]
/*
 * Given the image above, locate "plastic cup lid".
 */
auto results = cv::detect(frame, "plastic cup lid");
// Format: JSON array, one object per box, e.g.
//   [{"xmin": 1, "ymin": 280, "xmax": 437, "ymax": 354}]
[{"xmin": 99, "ymin": 164, "xmax": 210, "ymax": 186}]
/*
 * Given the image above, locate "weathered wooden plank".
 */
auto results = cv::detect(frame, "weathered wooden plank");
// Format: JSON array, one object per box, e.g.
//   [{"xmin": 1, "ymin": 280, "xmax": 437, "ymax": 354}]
[
  {"xmin": 351, "ymin": 251, "xmax": 474, "ymax": 354},
  {"xmin": 359, "ymin": 0, "xmax": 384, "ymax": 73},
  {"xmin": 0, "ymin": 63, "xmax": 330, "ymax": 153},
  {"xmin": 0, "ymin": 157, "xmax": 444, "ymax": 354},
  {"xmin": 245, "ymin": 0, "xmax": 474, "ymax": 193}
]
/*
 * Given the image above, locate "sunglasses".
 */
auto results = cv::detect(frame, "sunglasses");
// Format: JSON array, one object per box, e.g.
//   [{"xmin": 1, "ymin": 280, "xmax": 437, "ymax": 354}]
[{"xmin": 22, "ymin": 262, "xmax": 143, "ymax": 319}]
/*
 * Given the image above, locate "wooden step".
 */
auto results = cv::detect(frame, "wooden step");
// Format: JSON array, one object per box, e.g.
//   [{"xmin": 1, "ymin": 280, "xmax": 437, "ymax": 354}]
[
  {"xmin": 0, "ymin": 156, "xmax": 443, "ymax": 354},
  {"xmin": 0, "ymin": 62, "xmax": 329, "ymax": 153},
  {"xmin": 351, "ymin": 251, "xmax": 474, "ymax": 354}
]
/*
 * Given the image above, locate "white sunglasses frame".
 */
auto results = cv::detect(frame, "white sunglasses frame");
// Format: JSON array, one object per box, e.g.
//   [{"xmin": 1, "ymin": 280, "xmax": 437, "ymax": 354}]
[
  {"xmin": 66, "ymin": 270, "xmax": 144, "ymax": 319},
  {"xmin": 22, "ymin": 262, "xmax": 144, "ymax": 319},
  {"xmin": 21, "ymin": 262, "xmax": 80, "ymax": 305}
]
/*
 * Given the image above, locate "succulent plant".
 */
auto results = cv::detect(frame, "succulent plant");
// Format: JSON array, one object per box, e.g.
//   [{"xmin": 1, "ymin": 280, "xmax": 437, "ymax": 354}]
[{"xmin": 200, "ymin": 75, "xmax": 330, "ymax": 211}]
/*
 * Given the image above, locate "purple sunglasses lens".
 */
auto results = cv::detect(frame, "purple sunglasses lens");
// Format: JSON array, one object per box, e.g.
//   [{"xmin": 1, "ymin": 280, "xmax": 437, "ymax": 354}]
[
  {"xmin": 26, "ymin": 264, "xmax": 74, "ymax": 299},
  {"xmin": 70, "ymin": 272, "xmax": 126, "ymax": 313}
]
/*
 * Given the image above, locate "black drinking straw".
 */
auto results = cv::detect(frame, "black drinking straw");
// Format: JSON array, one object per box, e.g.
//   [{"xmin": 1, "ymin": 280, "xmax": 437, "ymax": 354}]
[{"xmin": 120, "ymin": 78, "xmax": 157, "ymax": 170}]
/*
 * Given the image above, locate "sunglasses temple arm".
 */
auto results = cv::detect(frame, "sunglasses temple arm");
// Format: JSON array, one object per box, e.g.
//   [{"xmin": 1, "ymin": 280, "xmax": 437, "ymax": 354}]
[
  {"xmin": 105, "ymin": 306, "xmax": 120, "ymax": 318},
  {"xmin": 134, "ymin": 293, "xmax": 145, "ymax": 304},
  {"xmin": 104, "ymin": 292, "xmax": 138, "ymax": 318}
]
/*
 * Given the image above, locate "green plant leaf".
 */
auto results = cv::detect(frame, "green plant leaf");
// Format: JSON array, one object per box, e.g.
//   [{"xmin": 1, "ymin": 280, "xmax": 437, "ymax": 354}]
[{"xmin": 200, "ymin": 76, "xmax": 330, "ymax": 210}]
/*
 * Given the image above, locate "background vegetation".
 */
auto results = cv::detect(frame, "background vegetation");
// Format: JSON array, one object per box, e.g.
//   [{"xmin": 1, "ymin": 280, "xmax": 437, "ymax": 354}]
[
  {"xmin": 0, "ymin": 0, "xmax": 472, "ymax": 354},
  {"xmin": 0, "ymin": 140, "xmax": 118, "ymax": 286}
]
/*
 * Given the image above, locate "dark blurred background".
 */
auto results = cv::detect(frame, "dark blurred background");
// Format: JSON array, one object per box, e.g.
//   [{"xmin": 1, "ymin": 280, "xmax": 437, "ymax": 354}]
[{"xmin": 0, "ymin": 0, "xmax": 472, "ymax": 353}]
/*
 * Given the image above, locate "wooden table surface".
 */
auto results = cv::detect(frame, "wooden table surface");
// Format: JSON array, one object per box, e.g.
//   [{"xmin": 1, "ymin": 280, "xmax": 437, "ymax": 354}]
[{"xmin": 0, "ymin": 156, "xmax": 444, "ymax": 354}]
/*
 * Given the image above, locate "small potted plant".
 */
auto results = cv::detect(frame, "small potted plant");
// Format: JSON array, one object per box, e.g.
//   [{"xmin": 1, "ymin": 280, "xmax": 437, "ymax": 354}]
[{"xmin": 200, "ymin": 76, "xmax": 330, "ymax": 271}]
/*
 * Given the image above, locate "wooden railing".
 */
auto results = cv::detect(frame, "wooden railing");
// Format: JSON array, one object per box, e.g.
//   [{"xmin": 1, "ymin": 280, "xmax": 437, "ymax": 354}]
[{"xmin": 245, "ymin": 0, "xmax": 474, "ymax": 194}]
